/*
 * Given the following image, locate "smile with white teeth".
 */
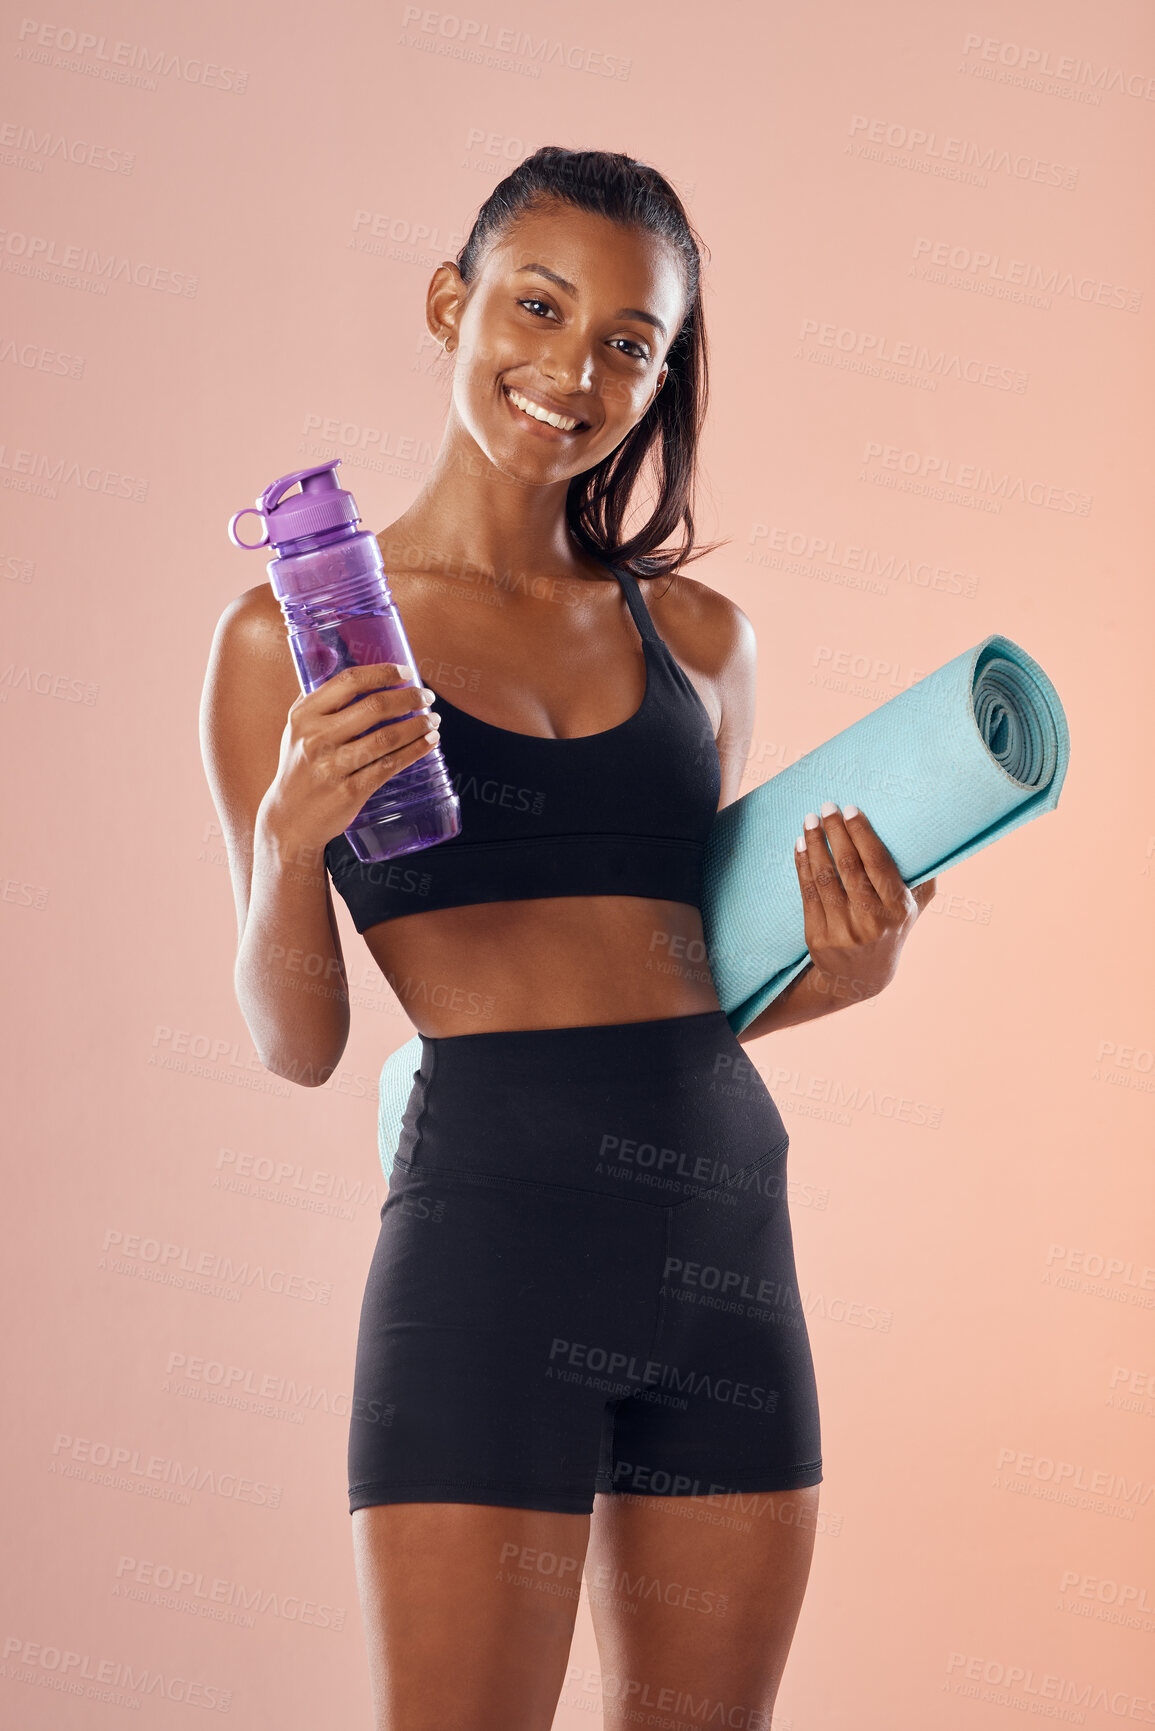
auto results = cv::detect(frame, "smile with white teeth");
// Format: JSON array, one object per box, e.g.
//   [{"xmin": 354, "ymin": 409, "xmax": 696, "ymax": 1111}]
[{"xmin": 504, "ymin": 386, "xmax": 585, "ymax": 432}]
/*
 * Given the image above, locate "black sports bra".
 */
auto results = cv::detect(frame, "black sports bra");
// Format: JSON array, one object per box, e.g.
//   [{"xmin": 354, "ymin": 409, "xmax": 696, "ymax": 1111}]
[{"xmin": 323, "ymin": 562, "xmax": 722, "ymax": 931}]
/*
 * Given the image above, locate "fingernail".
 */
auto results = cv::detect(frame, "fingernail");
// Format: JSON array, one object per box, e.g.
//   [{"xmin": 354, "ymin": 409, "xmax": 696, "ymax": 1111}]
[
  {"xmin": 819, "ymin": 801, "xmax": 839, "ymax": 818},
  {"xmin": 842, "ymin": 803, "xmax": 859, "ymax": 819},
  {"xmin": 803, "ymin": 811, "xmax": 820, "ymax": 830},
  {"xmin": 796, "ymin": 834, "xmax": 806, "ymax": 853}
]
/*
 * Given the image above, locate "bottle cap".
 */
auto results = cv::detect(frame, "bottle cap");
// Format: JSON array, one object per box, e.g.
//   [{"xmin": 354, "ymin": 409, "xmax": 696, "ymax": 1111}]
[{"xmin": 227, "ymin": 460, "xmax": 359, "ymax": 552}]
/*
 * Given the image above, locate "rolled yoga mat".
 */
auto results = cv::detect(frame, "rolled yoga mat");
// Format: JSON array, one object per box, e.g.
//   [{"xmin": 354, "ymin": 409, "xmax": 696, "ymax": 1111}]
[{"xmin": 375, "ymin": 631, "xmax": 1069, "ymax": 1178}]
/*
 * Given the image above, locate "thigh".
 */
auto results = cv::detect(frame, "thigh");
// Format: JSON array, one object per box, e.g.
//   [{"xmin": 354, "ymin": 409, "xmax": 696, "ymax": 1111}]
[
  {"xmin": 352, "ymin": 1502, "xmax": 591, "ymax": 1731},
  {"xmin": 586, "ymin": 1483, "xmax": 820, "ymax": 1723},
  {"xmin": 602, "ymin": 1141, "xmax": 823, "ymax": 1503}
]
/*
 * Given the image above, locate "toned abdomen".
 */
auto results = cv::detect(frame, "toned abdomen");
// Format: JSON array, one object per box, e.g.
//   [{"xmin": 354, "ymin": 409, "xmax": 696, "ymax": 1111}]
[{"xmin": 360, "ymin": 896, "xmax": 721, "ymax": 1036}]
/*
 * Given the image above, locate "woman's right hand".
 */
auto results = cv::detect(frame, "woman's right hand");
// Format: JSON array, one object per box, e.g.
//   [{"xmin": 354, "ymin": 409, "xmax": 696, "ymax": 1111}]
[{"xmin": 257, "ymin": 662, "xmax": 441, "ymax": 855}]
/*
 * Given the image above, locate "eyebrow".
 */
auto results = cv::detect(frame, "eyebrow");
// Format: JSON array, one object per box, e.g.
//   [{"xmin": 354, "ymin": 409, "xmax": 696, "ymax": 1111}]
[{"xmin": 514, "ymin": 263, "xmax": 667, "ymax": 340}]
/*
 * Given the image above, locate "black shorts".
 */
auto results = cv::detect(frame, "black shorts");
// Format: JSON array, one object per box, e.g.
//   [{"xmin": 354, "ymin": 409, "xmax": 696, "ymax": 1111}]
[{"xmin": 348, "ymin": 1009, "xmax": 822, "ymax": 1516}]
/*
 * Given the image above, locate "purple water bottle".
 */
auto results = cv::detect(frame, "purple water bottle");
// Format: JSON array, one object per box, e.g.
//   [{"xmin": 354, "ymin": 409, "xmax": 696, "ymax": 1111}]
[{"xmin": 227, "ymin": 460, "xmax": 461, "ymax": 863}]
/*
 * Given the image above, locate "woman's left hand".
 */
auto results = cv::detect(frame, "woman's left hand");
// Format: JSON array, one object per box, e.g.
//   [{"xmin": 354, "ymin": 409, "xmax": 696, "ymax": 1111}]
[{"xmin": 794, "ymin": 802, "xmax": 937, "ymax": 1004}]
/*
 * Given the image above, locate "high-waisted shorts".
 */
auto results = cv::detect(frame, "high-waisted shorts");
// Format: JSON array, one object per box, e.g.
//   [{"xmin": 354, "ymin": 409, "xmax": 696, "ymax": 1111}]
[{"xmin": 348, "ymin": 1009, "xmax": 822, "ymax": 1516}]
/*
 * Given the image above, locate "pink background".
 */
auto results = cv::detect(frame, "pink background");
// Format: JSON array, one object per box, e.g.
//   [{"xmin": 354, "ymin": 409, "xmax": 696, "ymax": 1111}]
[{"xmin": 4, "ymin": 1, "xmax": 1153, "ymax": 1725}]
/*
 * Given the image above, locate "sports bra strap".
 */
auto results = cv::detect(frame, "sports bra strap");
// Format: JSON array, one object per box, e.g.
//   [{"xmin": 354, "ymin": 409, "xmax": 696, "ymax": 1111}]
[{"xmin": 610, "ymin": 563, "xmax": 662, "ymax": 646}]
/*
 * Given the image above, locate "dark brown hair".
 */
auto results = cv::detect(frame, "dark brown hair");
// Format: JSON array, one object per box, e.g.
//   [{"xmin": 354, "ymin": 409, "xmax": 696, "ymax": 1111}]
[{"xmin": 454, "ymin": 146, "xmax": 729, "ymax": 583}]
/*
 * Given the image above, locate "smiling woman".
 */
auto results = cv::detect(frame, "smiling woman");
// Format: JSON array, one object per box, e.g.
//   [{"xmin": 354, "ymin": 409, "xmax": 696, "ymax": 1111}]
[
  {"xmin": 319, "ymin": 183, "xmax": 744, "ymax": 1033},
  {"xmin": 423, "ymin": 147, "xmax": 724, "ymax": 582},
  {"xmin": 201, "ymin": 146, "xmax": 846, "ymax": 1731}
]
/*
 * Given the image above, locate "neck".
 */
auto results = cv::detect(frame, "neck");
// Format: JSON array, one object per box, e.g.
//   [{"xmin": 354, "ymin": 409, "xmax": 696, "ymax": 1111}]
[{"xmin": 383, "ymin": 415, "xmax": 613, "ymax": 588}]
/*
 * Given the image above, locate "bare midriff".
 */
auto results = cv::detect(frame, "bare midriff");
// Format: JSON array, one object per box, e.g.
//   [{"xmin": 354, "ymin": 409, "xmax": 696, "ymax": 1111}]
[{"xmin": 359, "ymin": 894, "xmax": 722, "ymax": 1037}]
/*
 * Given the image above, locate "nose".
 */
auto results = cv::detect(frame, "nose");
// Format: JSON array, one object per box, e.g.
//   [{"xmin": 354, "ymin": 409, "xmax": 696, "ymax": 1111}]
[
  {"xmin": 540, "ymin": 360, "xmax": 596, "ymax": 423},
  {"xmin": 539, "ymin": 337, "xmax": 595, "ymax": 399}
]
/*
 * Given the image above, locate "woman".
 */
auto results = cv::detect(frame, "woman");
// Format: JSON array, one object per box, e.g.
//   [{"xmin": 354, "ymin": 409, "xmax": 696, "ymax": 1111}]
[{"xmin": 202, "ymin": 147, "xmax": 934, "ymax": 1730}]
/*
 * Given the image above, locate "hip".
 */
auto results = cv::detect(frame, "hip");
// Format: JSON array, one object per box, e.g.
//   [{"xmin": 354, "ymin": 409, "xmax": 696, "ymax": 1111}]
[{"xmin": 392, "ymin": 1008, "xmax": 789, "ymax": 1208}]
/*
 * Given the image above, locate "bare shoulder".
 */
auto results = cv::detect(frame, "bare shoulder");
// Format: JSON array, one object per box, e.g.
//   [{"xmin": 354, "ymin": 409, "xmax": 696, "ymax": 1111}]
[
  {"xmin": 644, "ymin": 564, "xmax": 756, "ymax": 671},
  {"xmin": 641, "ymin": 562, "xmax": 757, "ymax": 730},
  {"xmin": 204, "ymin": 583, "xmax": 300, "ymax": 716},
  {"xmin": 211, "ymin": 581, "xmax": 296, "ymax": 671}
]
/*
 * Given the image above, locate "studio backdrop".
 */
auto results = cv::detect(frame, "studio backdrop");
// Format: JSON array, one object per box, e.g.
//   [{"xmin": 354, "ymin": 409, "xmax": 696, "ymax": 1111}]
[{"xmin": 3, "ymin": 1, "xmax": 1152, "ymax": 1726}]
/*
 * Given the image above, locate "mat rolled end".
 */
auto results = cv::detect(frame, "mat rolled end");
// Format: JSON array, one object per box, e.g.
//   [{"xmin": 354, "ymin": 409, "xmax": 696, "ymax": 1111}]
[{"xmin": 703, "ymin": 630, "xmax": 1071, "ymax": 1037}]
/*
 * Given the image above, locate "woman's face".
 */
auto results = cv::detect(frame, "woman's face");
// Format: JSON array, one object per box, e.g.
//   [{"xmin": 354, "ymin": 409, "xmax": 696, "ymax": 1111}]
[{"xmin": 430, "ymin": 201, "xmax": 687, "ymax": 485}]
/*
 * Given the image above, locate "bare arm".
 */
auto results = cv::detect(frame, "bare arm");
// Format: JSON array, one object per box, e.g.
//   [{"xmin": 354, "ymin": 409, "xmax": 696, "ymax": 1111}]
[
  {"xmin": 199, "ymin": 593, "xmax": 351, "ymax": 1084},
  {"xmin": 735, "ymin": 959, "xmax": 850, "ymax": 1044}
]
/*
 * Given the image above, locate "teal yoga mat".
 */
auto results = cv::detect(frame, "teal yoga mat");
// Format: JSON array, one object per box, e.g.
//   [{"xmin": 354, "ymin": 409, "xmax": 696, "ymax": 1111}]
[{"xmin": 376, "ymin": 631, "xmax": 1069, "ymax": 1178}]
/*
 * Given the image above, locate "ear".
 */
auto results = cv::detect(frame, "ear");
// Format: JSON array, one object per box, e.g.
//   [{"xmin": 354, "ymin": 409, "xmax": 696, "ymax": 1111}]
[{"xmin": 426, "ymin": 260, "xmax": 465, "ymax": 349}]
